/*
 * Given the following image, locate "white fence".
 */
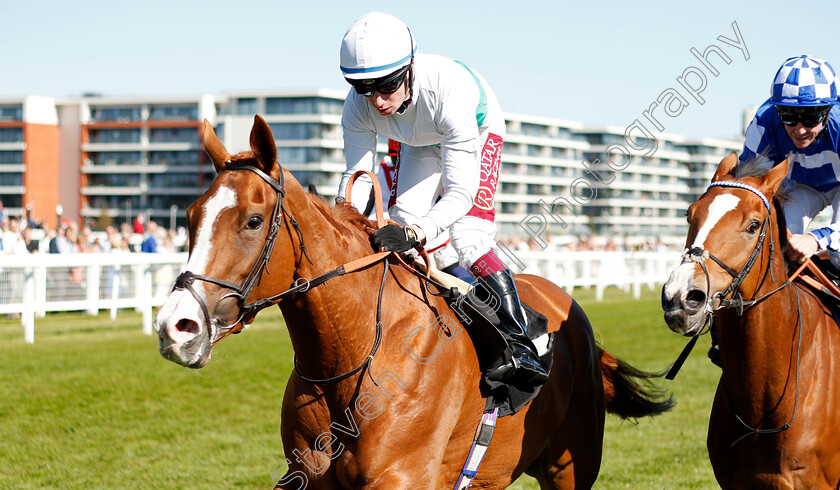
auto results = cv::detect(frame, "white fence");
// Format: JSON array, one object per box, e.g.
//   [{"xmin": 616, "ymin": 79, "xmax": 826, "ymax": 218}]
[
  {"xmin": 0, "ymin": 252, "xmax": 188, "ymax": 343},
  {"xmin": 0, "ymin": 250, "xmax": 682, "ymax": 343},
  {"xmin": 505, "ymin": 250, "xmax": 682, "ymax": 300}
]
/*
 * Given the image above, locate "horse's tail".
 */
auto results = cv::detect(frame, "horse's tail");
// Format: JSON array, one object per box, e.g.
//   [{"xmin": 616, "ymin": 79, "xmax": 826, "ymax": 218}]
[{"xmin": 599, "ymin": 347, "xmax": 675, "ymax": 419}]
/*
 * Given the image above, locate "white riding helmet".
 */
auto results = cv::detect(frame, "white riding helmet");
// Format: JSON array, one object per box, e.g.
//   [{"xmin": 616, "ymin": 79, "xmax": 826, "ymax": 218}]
[{"xmin": 340, "ymin": 12, "xmax": 416, "ymax": 81}]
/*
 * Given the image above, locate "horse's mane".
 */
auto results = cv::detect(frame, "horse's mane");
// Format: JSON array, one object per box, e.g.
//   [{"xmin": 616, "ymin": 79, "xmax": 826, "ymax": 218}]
[
  {"xmin": 308, "ymin": 190, "xmax": 378, "ymax": 242},
  {"xmin": 729, "ymin": 155, "xmax": 790, "ymax": 257},
  {"xmin": 224, "ymin": 152, "xmax": 377, "ymax": 246}
]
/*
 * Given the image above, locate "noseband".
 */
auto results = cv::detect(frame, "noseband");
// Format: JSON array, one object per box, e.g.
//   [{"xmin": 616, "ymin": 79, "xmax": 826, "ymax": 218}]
[{"xmin": 172, "ymin": 163, "xmax": 311, "ymax": 339}]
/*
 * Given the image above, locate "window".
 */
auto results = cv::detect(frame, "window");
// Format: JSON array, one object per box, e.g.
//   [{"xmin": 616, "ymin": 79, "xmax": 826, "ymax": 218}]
[
  {"xmin": 88, "ymin": 151, "xmax": 143, "ymax": 166},
  {"xmin": 86, "ymin": 174, "xmax": 141, "ymax": 187},
  {"xmin": 150, "ymin": 127, "xmax": 199, "ymax": 143},
  {"xmin": 527, "ymin": 184, "xmax": 545, "ymax": 194},
  {"xmin": 0, "ymin": 106, "xmax": 23, "ymax": 121},
  {"xmin": 526, "ymin": 164, "xmax": 543, "ymax": 175},
  {"xmin": 0, "ymin": 194, "xmax": 22, "ymax": 207},
  {"xmin": 0, "ymin": 173, "xmax": 23, "ymax": 186},
  {"xmin": 90, "ymin": 107, "xmax": 142, "ymax": 122},
  {"xmin": 500, "ymin": 182, "xmax": 518, "ymax": 193},
  {"xmin": 278, "ymin": 147, "xmax": 322, "ymax": 164},
  {"xmin": 0, "ymin": 128, "xmax": 23, "ymax": 143},
  {"xmin": 551, "ymin": 147, "xmax": 568, "ymax": 158},
  {"xmin": 88, "ymin": 128, "xmax": 141, "ymax": 143},
  {"xmin": 148, "ymin": 151, "xmax": 200, "ymax": 166},
  {"xmin": 148, "ymin": 173, "xmax": 201, "ymax": 188},
  {"xmin": 520, "ymin": 122, "xmax": 549, "ymax": 136},
  {"xmin": 501, "ymin": 202, "xmax": 517, "ymax": 214},
  {"xmin": 526, "ymin": 145, "xmax": 543, "ymax": 157},
  {"xmin": 0, "ymin": 151, "xmax": 23, "ymax": 164},
  {"xmin": 269, "ymin": 123, "xmax": 322, "ymax": 140},
  {"xmin": 265, "ymin": 97, "xmax": 344, "ymax": 115},
  {"xmin": 236, "ymin": 98, "xmax": 257, "ymax": 115},
  {"xmin": 149, "ymin": 105, "xmax": 198, "ymax": 121},
  {"xmin": 88, "ymin": 196, "xmax": 141, "ymax": 210},
  {"xmin": 147, "ymin": 195, "xmax": 201, "ymax": 210}
]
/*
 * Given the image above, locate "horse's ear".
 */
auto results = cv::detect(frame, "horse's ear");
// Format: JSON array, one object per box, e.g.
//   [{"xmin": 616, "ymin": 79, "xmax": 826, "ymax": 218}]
[
  {"xmin": 249, "ymin": 115, "xmax": 278, "ymax": 176},
  {"xmin": 202, "ymin": 119, "xmax": 231, "ymax": 173},
  {"xmin": 763, "ymin": 156, "xmax": 790, "ymax": 193},
  {"xmin": 711, "ymin": 152, "xmax": 739, "ymax": 182}
]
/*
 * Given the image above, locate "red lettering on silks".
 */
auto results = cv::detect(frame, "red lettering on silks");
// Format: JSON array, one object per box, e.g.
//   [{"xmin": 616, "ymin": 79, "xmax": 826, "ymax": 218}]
[{"xmin": 468, "ymin": 133, "xmax": 503, "ymax": 221}]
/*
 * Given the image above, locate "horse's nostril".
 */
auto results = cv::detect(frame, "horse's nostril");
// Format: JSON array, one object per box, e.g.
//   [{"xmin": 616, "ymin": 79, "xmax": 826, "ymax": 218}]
[
  {"xmin": 176, "ymin": 318, "xmax": 200, "ymax": 336},
  {"xmin": 683, "ymin": 289, "xmax": 707, "ymax": 313}
]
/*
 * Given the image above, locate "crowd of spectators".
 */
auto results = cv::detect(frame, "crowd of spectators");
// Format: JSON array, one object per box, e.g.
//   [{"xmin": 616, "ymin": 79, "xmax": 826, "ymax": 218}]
[
  {"xmin": 0, "ymin": 207, "xmax": 188, "ymax": 256},
  {"xmin": 497, "ymin": 234, "xmax": 678, "ymax": 254}
]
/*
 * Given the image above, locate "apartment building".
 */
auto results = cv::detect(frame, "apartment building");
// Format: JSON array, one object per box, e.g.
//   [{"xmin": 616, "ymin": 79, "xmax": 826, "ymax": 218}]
[
  {"xmin": 64, "ymin": 95, "xmax": 218, "ymax": 229},
  {"xmin": 0, "ymin": 96, "xmax": 60, "ymax": 227},
  {"xmin": 215, "ymin": 89, "xmax": 348, "ymax": 196}
]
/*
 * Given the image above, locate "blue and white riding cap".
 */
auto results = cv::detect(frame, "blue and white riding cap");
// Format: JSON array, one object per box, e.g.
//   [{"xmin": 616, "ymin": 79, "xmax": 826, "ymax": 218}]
[{"xmin": 770, "ymin": 55, "xmax": 840, "ymax": 107}]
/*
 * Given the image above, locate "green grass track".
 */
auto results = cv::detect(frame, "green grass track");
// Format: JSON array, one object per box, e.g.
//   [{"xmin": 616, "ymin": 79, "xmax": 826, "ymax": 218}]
[{"xmin": 0, "ymin": 287, "xmax": 720, "ymax": 489}]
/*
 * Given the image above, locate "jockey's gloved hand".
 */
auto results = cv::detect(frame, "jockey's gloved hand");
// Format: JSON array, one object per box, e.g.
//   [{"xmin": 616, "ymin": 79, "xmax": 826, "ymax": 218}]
[{"xmin": 373, "ymin": 224, "xmax": 423, "ymax": 253}]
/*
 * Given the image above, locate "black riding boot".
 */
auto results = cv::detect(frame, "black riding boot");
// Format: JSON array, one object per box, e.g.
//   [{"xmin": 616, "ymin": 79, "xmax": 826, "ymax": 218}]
[{"xmin": 476, "ymin": 270, "xmax": 549, "ymax": 386}]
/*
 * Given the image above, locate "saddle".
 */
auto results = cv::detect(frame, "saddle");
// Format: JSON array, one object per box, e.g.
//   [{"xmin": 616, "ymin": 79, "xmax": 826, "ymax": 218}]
[{"xmin": 417, "ymin": 260, "xmax": 555, "ymax": 417}]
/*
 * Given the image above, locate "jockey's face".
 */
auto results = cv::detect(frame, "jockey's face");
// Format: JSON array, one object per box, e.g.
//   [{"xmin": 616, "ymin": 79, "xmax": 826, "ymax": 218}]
[
  {"xmin": 365, "ymin": 81, "xmax": 409, "ymax": 117},
  {"xmin": 783, "ymin": 120, "xmax": 825, "ymax": 148}
]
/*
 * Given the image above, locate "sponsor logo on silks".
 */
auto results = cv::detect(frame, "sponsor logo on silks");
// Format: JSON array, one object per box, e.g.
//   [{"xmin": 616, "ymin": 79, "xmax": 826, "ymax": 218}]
[
  {"xmin": 468, "ymin": 133, "xmax": 503, "ymax": 220},
  {"xmin": 474, "ymin": 186, "xmax": 495, "ymax": 211}
]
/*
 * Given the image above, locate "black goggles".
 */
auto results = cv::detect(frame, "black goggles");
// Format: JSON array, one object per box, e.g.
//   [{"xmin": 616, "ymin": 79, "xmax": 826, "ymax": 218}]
[
  {"xmin": 775, "ymin": 105, "xmax": 830, "ymax": 128},
  {"xmin": 347, "ymin": 65, "xmax": 410, "ymax": 97}
]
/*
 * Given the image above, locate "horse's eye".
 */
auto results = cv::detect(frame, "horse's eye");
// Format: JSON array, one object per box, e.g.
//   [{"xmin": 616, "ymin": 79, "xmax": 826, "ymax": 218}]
[
  {"xmin": 246, "ymin": 216, "xmax": 263, "ymax": 230},
  {"xmin": 746, "ymin": 220, "xmax": 761, "ymax": 234}
]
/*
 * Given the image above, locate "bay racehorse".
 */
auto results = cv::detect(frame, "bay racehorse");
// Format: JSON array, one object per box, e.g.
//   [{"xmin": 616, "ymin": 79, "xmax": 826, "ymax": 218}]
[
  {"xmin": 662, "ymin": 153, "xmax": 840, "ymax": 488},
  {"xmin": 156, "ymin": 115, "xmax": 672, "ymax": 489}
]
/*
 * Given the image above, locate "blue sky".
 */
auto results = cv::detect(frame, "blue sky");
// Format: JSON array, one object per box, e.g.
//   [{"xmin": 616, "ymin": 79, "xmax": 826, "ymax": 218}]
[{"xmin": 3, "ymin": 1, "xmax": 838, "ymax": 140}]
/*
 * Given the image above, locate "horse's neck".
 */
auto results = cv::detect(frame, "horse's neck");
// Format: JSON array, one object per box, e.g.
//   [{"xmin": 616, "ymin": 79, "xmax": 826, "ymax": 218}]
[
  {"xmin": 718, "ymin": 255, "xmax": 801, "ymax": 417},
  {"xmin": 277, "ymin": 185, "xmax": 408, "ymax": 380}
]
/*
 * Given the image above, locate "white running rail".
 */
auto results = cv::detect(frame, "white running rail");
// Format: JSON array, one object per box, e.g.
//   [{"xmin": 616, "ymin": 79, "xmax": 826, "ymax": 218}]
[{"xmin": 0, "ymin": 250, "xmax": 682, "ymax": 343}]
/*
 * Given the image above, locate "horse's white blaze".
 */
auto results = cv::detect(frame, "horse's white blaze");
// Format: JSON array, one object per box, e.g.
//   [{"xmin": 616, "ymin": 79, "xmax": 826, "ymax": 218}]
[
  {"xmin": 663, "ymin": 194, "xmax": 740, "ymax": 303},
  {"xmin": 692, "ymin": 194, "xmax": 740, "ymax": 249},
  {"xmin": 155, "ymin": 186, "xmax": 237, "ymax": 341},
  {"xmin": 663, "ymin": 263, "xmax": 696, "ymax": 300},
  {"xmin": 186, "ymin": 185, "xmax": 238, "ymax": 281}
]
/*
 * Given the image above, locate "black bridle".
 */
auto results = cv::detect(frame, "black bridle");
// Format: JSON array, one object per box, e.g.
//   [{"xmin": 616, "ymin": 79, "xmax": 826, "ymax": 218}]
[
  {"xmin": 171, "ymin": 163, "xmax": 312, "ymax": 339},
  {"xmin": 683, "ymin": 180, "xmax": 784, "ymax": 318},
  {"xmin": 683, "ymin": 215, "xmax": 774, "ymax": 317},
  {"xmin": 170, "ymin": 164, "xmax": 394, "ymax": 384},
  {"xmin": 670, "ymin": 180, "xmax": 802, "ymax": 444}
]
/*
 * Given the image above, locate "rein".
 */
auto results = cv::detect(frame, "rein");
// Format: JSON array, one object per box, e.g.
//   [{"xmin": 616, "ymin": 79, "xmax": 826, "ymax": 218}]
[{"xmin": 729, "ymin": 286, "xmax": 803, "ymax": 446}]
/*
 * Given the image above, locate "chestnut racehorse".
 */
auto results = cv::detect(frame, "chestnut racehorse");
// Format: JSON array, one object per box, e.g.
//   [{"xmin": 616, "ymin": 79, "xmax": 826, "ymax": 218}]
[
  {"xmin": 662, "ymin": 153, "xmax": 840, "ymax": 489},
  {"xmin": 156, "ymin": 115, "xmax": 672, "ymax": 489}
]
